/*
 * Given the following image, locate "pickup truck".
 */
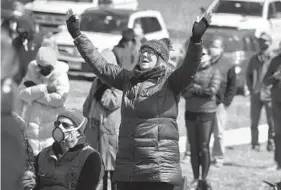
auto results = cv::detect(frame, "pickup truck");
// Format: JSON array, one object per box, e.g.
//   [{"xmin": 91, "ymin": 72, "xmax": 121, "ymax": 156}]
[
  {"xmin": 50, "ymin": 8, "xmax": 173, "ymax": 77},
  {"xmin": 24, "ymin": 0, "xmax": 138, "ymax": 33},
  {"xmin": 209, "ymin": 0, "xmax": 281, "ymax": 49}
]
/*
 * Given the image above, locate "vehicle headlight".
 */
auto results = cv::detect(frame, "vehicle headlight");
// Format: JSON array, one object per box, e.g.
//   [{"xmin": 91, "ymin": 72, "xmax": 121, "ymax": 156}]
[{"xmin": 235, "ymin": 66, "xmax": 241, "ymax": 74}]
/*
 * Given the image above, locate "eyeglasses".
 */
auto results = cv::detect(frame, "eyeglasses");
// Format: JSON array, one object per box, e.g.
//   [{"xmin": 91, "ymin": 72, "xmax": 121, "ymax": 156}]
[
  {"xmin": 38, "ymin": 64, "xmax": 54, "ymax": 71},
  {"xmin": 54, "ymin": 121, "xmax": 75, "ymax": 129},
  {"xmin": 139, "ymin": 50, "xmax": 156, "ymax": 56}
]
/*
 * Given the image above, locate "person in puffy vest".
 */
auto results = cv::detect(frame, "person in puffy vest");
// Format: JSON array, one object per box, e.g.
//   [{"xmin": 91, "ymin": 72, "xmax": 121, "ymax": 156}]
[
  {"xmin": 19, "ymin": 39, "xmax": 70, "ymax": 156},
  {"xmin": 66, "ymin": 8, "xmax": 212, "ymax": 190},
  {"xmin": 22, "ymin": 109, "xmax": 105, "ymax": 190}
]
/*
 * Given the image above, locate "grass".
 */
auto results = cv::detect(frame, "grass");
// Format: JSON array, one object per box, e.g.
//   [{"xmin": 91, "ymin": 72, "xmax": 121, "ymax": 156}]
[
  {"xmin": 65, "ymin": 80, "xmax": 267, "ymax": 137},
  {"xmin": 181, "ymin": 144, "xmax": 281, "ymax": 190}
]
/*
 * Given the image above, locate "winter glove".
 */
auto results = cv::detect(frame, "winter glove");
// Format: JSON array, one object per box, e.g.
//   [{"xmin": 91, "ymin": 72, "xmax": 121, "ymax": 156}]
[
  {"xmin": 191, "ymin": 12, "xmax": 212, "ymax": 43},
  {"xmin": 47, "ymin": 85, "xmax": 56, "ymax": 93},
  {"xmin": 12, "ymin": 35, "xmax": 26, "ymax": 49},
  {"xmin": 24, "ymin": 81, "xmax": 37, "ymax": 87},
  {"xmin": 66, "ymin": 9, "xmax": 82, "ymax": 39}
]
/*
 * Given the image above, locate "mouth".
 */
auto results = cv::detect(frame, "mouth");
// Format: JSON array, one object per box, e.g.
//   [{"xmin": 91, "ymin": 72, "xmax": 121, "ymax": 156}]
[{"xmin": 142, "ymin": 59, "xmax": 149, "ymax": 63}]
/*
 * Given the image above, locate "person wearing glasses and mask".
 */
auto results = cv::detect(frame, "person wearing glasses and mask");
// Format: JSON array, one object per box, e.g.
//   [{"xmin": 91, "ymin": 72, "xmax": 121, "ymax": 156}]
[
  {"xmin": 65, "ymin": 8, "xmax": 212, "ymax": 190},
  {"xmin": 19, "ymin": 39, "xmax": 70, "ymax": 156},
  {"xmin": 22, "ymin": 109, "xmax": 104, "ymax": 190}
]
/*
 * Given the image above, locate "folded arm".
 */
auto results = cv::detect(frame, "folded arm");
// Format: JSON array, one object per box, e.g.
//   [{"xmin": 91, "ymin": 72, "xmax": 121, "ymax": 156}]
[
  {"xmin": 74, "ymin": 35, "xmax": 127, "ymax": 90},
  {"xmin": 100, "ymin": 88, "xmax": 122, "ymax": 111},
  {"xmin": 264, "ymin": 57, "xmax": 280, "ymax": 86},
  {"xmin": 36, "ymin": 74, "xmax": 69, "ymax": 107},
  {"xmin": 192, "ymin": 69, "xmax": 221, "ymax": 97}
]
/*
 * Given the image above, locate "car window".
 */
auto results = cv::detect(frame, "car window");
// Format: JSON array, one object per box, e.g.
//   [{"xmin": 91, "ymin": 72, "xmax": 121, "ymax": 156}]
[
  {"xmin": 268, "ymin": 2, "xmax": 276, "ymax": 18},
  {"xmin": 271, "ymin": 1, "xmax": 281, "ymax": 18},
  {"xmin": 80, "ymin": 13, "xmax": 129, "ymax": 34},
  {"xmin": 275, "ymin": 1, "xmax": 281, "ymax": 12},
  {"xmin": 138, "ymin": 17, "xmax": 162, "ymax": 34},
  {"xmin": 213, "ymin": 1, "xmax": 264, "ymax": 17}
]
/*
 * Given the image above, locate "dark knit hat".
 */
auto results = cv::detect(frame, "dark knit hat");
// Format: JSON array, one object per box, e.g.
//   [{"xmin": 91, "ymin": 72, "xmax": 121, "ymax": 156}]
[
  {"xmin": 58, "ymin": 109, "xmax": 88, "ymax": 133},
  {"xmin": 140, "ymin": 38, "xmax": 173, "ymax": 62},
  {"xmin": 121, "ymin": 28, "xmax": 136, "ymax": 42}
]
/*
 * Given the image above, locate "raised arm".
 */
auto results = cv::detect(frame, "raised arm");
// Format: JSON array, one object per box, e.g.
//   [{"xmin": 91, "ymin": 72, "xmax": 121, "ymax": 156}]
[
  {"xmin": 66, "ymin": 9, "xmax": 127, "ymax": 90},
  {"xmin": 168, "ymin": 12, "xmax": 212, "ymax": 94}
]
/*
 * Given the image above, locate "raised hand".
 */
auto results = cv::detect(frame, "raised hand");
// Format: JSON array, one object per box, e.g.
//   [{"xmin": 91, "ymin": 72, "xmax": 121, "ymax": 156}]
[
  {"xmin": 66, "ymin": 9, "xmax": 81, "ymax": 39},
  {"xmin": 191, "ymin": 11, "xmax": 212, "ymax": 43}
]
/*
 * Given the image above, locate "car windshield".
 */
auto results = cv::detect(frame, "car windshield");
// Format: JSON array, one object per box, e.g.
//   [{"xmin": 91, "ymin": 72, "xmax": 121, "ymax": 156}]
[
  {"xmin": 213, "ymin": 1, "xmax": 264, "ymax": 17},
  {"xmin": 80, "ymin": 12, "xmax": 129, "ymax": 34},
  {"xmin": 47, "ymin": 0, "xmax": 93, "ymax": 2},
  {"xmin": 202, "ymin": 30, "xmax": 258, "ymax": 52}
]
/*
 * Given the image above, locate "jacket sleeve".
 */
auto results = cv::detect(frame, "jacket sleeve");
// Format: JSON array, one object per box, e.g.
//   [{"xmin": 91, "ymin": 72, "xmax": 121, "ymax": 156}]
[
  {"xmin": 19, "ymin": 82, "xmax": 48, "ymax": 104},
  {"xmin": 74, "ymin": 34, "xmax": 127, "ymax": 90},
  {"xmin": 223, "ymin": 66, "xmax": 236, "ymax": 107},
  {"xmin": 75, "ymin": 152, "xmax": 105, "ymax": 190},
  {"xmin": 264, "ymin": 57, "xmax": 279, "ymax": 86},
  {"xmin": 83, "ymin": 80, "xmax": 96, "ymax": 117},
  {"xmin": 192, "ymin": 69, "xmax": 221, "ymax": 97},
  {"xmin": 168, "ymin": 38, "xmax": 202, "ymax": 94},
  {"xmin": 100, "ymin": 88, "xmax": 122, "ymax": 111},
  {"xmin": 246, "ymin": 57, "xmax": 254, "ymax": 93},
  {"xmin": 36, "ymin": 74, "xmax": 69, "ymax": 108}
]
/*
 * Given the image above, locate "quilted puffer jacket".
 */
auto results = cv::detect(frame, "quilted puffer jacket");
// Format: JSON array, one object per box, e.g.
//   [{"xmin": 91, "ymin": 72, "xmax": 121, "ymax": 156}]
[
  {"xmin": 19, "ymin": 60, "xmax": 69, "ymax": 156},
  {"xmin": 74, "ymin": 35, "xmax": 202, "ymax": 186}
]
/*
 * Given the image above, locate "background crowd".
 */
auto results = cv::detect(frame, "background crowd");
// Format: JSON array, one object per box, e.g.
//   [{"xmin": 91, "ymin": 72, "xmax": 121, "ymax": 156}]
[{"xmin": 1, "ymin": 1, "xmax": 281, "ymax": 190}]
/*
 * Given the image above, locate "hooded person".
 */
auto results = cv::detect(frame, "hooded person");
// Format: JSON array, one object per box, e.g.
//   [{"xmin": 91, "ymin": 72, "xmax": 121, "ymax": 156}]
[
  {"xmin": 66, "ymin": 9, "xmax": 212, "ymax": 190},
  {"xmin": 83, "ymin": 49, "xmax": 122, "ymax": 190},
  {"xmin": 19, "ymin": 39, "xmax": 70, "ymax": 156},
  {"xmin": 112, "ymin": 28, "xmax": 139, "ymax": 71},
  {"xmin": 22, "ymin": 108, "xmax": 105, "ymax": 190}
]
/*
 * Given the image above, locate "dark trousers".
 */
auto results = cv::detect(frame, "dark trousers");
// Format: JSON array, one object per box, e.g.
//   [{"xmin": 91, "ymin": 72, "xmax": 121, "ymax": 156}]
[
  {"xmin": 103, "ymin": 171, "xmax": 116, "ymax": 190},
  {"xmin": 185, "ymin": 110, "xmax": 214, "ymax": 180},
  {"xmin": 272, "ymin": 100, "xmax": 281, "ymax": 166},
  {"xmin": 116, "ymin": 182, "xmax": 174, "ymax": 190},
  {"xmin": 250, "ymin": 96, "xmax": 274, "ymax": 146}
]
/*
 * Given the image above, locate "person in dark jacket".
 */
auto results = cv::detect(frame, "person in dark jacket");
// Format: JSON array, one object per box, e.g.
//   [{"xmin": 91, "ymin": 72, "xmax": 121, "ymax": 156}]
[
  {"xmin": 22, "ymin": 109, "xmax": 105, "ymax": 190},
  {"xmin": 246, "ymin": 33, "xmax": 275, "ymax": 151},
  {"xmin": 1, "ymin": 25, "xmax": 26, "ymax": 190},
  {"xmin": 182, "ymin": 47, "xmax": 221, "ymax": 190},
  {"xmin": 208, "ymin": 36, "xmax": 236, "ymax": 167},
  {"xmin": 264, "ymin": 51, "xmax": 281, "ymax": 170},
  {"xmin": 113, "ymin": 28, "xmax": 140, "ymax": 71},
  {"xmin": 66, "ymin": 8, "xmax": 212, "ymax": 190}
]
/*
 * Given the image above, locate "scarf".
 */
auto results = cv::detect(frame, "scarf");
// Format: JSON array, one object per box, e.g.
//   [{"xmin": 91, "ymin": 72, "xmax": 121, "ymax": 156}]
[{"xmin": 131, "ymin": 65, "xmax": 166, "ymax": 84}]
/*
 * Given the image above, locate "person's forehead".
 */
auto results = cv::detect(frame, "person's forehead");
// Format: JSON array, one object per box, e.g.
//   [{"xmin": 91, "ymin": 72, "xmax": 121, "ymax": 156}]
[
  {"xmin": 141, "ymin": 47, "xmax": 155, "ymax": 53},
  {"xmin": 211, "ymin": 39, "xmax": 223, "ymax": 47},
  {"xmin": 57, "ymin": 117, "xmax": 74, "ymax": 125}
]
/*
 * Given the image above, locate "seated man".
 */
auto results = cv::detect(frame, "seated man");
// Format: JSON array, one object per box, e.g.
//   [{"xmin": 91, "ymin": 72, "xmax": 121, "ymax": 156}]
[{"xmin": 22, "ymin": 109, "xmax": 104, "ymax": 190}]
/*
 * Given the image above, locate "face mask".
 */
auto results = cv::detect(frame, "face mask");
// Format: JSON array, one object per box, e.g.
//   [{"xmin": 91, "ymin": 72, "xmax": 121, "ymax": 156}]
[
  {"xmin": 38, "ymin": 64, "xmax": 54, "ymax": 76},
  {"xmin": 52, "ymin": 119, "xmax": 85, "ymax": 143}
]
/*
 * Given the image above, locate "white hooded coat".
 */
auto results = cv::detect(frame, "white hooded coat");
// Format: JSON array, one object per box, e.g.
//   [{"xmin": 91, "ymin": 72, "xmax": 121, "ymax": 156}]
[{"xmin": 19, "ymin": 60, "xmax": 69, "ymax": 155}]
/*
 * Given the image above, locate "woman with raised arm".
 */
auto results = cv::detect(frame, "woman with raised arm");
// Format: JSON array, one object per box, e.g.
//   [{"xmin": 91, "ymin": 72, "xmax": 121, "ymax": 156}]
[{"xmin": 66, "ymin": 10, "xmax": 212, "ymax": 190}]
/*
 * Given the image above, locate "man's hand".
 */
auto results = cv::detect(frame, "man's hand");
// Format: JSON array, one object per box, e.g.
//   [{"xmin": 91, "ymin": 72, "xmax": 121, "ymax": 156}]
[
  {"xmin": 191, "ymin": 11, "xmax": 212, "ymax": 43},
  {"xmin": 22, "ymin": 171, "xmax": 36, "ymax": 189},
  {"xmin": 24, "ymin": 81, "xmax": 37, "ymax": 87},
  {"xmin": 47, "ymin": 85, "xmax": 56, "ymax": 93},
  {"xmin": 66, "ymin": 9, "xmax": 82, "ymax": 39},
  {"xmin": 273, "ymin": 71, "xmax": 281, "ymax": 80}
]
